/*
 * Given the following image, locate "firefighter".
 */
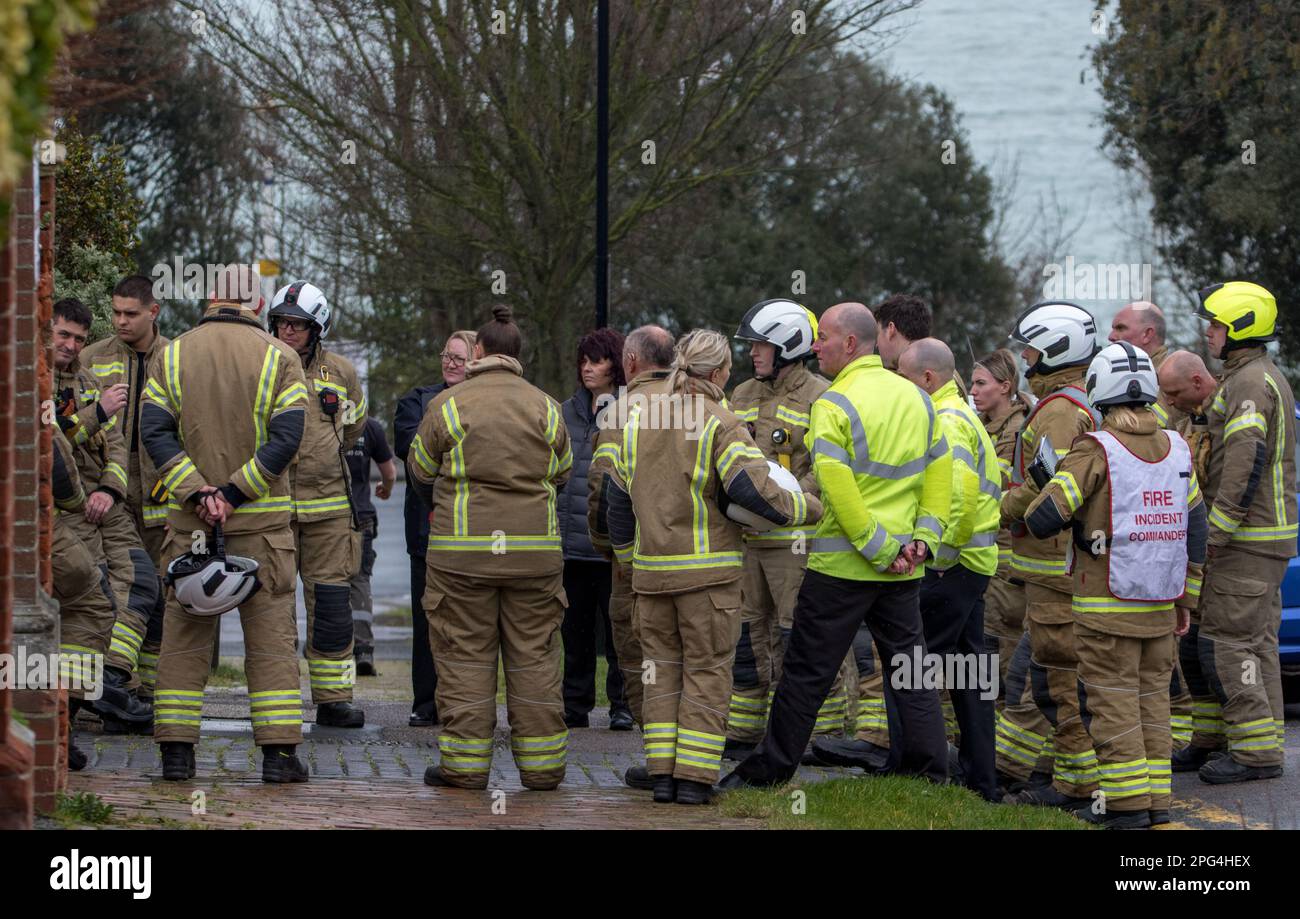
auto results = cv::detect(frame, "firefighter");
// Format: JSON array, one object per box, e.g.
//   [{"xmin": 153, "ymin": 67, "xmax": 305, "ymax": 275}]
[
  {"xmin": 605, "ymin": 328, "xmax": 818, "ymax": 804},
  {"xmin": 723, "ymin": 299, "xmax": 840, "ymax": 761},
  {"xmin": 268, "ymin": 281, "xmax": 368, "ymax": 728},
  {"xmin": 999, "ymin": 301, "xmax": 1103, "ymax": 810},
  {"xmin": 1173, "ymin": 282, "xmax": 1295, "ymax": 784},
  {"xmin": 141, "ymin": 264, "xmax": 311, "ymax": 782},
  {"xmin": 81, "ymin": 275, "xmax": 171, "ymax": 698},
  {"xmin": 407, "ymin": 306, "xmax": 573, "ymax": 791},
  {"xmin": 52, "ymin": 298, "xmax": 158, "ymax": 727},
  {"xmin": 1017, "ymin": 341, "xmax": 1205, "ymax": 828},
  {"xmin": 588, "ymin": 324, "xmax": 677, "ymax": 790},
  {"xmin": 720, "ymin": 302, "xmax": 950, "ymax": 791}
]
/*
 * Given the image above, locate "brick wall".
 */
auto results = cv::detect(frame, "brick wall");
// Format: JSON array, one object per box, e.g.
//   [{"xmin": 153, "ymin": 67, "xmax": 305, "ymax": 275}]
[{"xmin": 0, "ymin": 159, "xmax": 61, "ymax": 828}]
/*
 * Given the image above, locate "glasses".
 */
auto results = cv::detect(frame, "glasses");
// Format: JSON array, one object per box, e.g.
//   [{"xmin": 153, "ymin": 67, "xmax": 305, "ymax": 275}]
[
  {"xmin": 440, "ymin": 352, "xmax": 466, "ymax": 368},
  {"xmin": 275, "ymin": 319, "xmax": 312, "ymax": 333}
]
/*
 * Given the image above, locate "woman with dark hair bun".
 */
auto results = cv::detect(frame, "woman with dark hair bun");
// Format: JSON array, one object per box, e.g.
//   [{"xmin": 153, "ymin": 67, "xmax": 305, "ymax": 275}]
[
  {"xmin": 406, "ymin": 304, "xmax": 574, "ymax": 791},
  {"xmin": 558, "ymin": 328, "xmax": 632, "ymax": 730}
]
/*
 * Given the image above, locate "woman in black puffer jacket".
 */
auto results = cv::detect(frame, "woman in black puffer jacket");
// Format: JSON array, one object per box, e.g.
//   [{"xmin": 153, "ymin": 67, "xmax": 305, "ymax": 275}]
[{"xmin": 558, "ymin": 328, "xmax": 632, "ymax": 730}]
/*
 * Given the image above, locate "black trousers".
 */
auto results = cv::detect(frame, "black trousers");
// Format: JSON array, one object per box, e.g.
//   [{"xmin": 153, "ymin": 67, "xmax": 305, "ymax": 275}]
[
  {"xmin": 919, "ymin": 565, "xmax": 997, "ymax": 800},
  {"xmin": 410, "ymin": 554, "xmax": 438, "ymax": 719},
  {"xmin": 561, "ymin": 559, "xmax": 627, "ymax": 718},
  {"xmin": 735, "ymin": 569, "xmax": 947, "ymax": 786}
]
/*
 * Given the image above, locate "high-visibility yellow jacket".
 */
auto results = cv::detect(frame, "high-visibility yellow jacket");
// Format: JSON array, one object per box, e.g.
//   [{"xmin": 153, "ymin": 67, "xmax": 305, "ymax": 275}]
[
  {"xmin": 729, "ymin": 362, "xmax": 828, "ymax": 550},
  {"xmin": 55, "ymin": 357, "xmax": 129, "ymax": 501},
  {"xmin": 407, "ymin": 354, "xmax": 572, "ymax": 579},
  {"xmin": 1205, "ymin": 346, "xmax": 1298, "ymax": 559},
  {"xmin": 290, "ymin": 344, "xmax": 367, "ymax": 522},
  {"xmin": 605, "ymin": 376, "xmax": 819, "ymax": 595},
  {"xmin": 806, "ymin": 354, "xmax": 951, "ymax": 582},
  {"xmin": 931, "ymin": 379, "xmax": 1000, "ymax": 576},
  {"xmin": 140, "ymin": 301, "xmax": 309, "ymax": 535},
  {"xmin": 1000, "ymin": 364, "xmax": 1100, "ymax": 592},
  {"xmin": 82, "ymin": 327, "xmax": 171, "ymax": 527}
]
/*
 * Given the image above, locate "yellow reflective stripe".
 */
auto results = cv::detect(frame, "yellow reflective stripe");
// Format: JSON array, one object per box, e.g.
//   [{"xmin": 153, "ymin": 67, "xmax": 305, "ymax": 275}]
[
  {"xmin": 1049, "ymin": 469, "xmax": 1083, "ymax": 511},
  {"xmin": 143, "ymin": 505, "xmax": 169, "ymax": 522},
  {"xmin": 1224, "ymin": 412, "xmax": 1266, "ymax": 439},
  {"xmin": 1263, "ymin": 374, "xmax": 1290, "ymax": 534},
  {"xmin": 592, "ymin": 443, "xmax": 620, "ymax": 465},
  {"xmin": 142, "ymin": 377, "xmax": 170, "ymax": 409},
  {"xmin": 1233, "ymin": 523, "xmax": 1299, "ymax": 541},
  {"xmin": 774, "ymin": 405, "xmax": 810, "ymax": 428},
  {"xmin": 294, "ymin": 496, "xmax": 352, "ymax": 514},
  {"xmin": 1208, "ymin": 504, "xmax": 1240, "ymax": 534},
  {"xmin": 1187, "ymin": 473, "xmax": 1201, "ymax": 505},
  {"xmin": 163, "ymin": 458, "xmax": 196, "ymax": 493},
  {"xmin": 716, "ymin": 439, "xmax": 763, "ymax": 481},
  {"xmin": 103, "ymin": 462, "xmax": 128, "ymax": 491},
  {"xmin": 253, "ymin": 345, "xmax": 278, "ymax": 448},
  {"xmin": 164, "ymin": 341, "xmax": 182, "ymax": 412},
  {"xmin": 428, "ymin": 535, "xmax": 561, "ymax": 551},
  {"xmin": 442, "ymin": 398, "xmax": 469, "ymax": 536},
  {"xmin": 273, "ymin": 381, "xmax": 308, "ymax": 412},
  {"xmin": 167, "ymin": 495, "xmax": 293, "ymax": 514},
  {"xmin": 1151, "ymin": 402, "xmax": 1169, "ymax": 427},
  {"xmin": 690, "ymin": 417, "xmax": 721, "ymax": 554},
  {"xmin": 90, "ymin": 361, "xmax": 124, "ymax": 377},
  {"xmin": 734, "ymin": 407, "xmax": 759, "ymax": 423},
  {"xmin": 1072, "ymin": 596, "xmax": 1172, "ymax": 614},
  {"xmin": 240, "ymin": 459, "xmax": 271, "ymax": 497},
  {"xmin": 1010, "ymin": 553, "xmax": 1068, "ymax": 576},
  {"xmin": 312, "ymin": 378, "xmax": 348, "ymax": 396},
  {"xmin": 411, "ymin": 434, "xmax": 440, "ymax": 476},
  {"xmin": 632, "ymin": 551, "xmax": 742, "ymax": 571}
]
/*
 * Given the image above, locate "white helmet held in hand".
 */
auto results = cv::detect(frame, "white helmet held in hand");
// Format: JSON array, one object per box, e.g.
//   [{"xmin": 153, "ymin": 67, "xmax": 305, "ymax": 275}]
[
  {"xmin": 1085, "ymin": 341, "xmax": 1159, "ymax": 409},
  {"xmin": 725, "ymin": 461, "xmax": 802, "ymax": 532},
  {"xmin": 1011, "ymin": 301, "xmax": 1098, "ymax": 375},
  {"xmin": 165, "ymin": 526, "xmax": 262, "ymax": 616}
]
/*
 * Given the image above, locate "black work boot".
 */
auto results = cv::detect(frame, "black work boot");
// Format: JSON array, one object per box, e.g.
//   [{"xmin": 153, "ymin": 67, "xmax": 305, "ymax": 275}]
[
  {"xmin": 1002, "ymin": 784, "xmax": 1092, "ymax": 812},
  {"xmin": 1149, "ymin": 809, "xmax": 1171, "ymax": 826},
  {"xmin": 810, "ymin": 737, "xmax": 889, "ymax": 772},
  {"xmin": 1171, "ymin": 744, "xmax": 1221, "ymax": 772},
  {"xmin": 92, "ymin": 667, "xmax": 154, "ymax": 728},
  {"xmin": 262, "ymin": 745, "xmax": 309, "ymax": 783},
  {"xmin": 66, "ymin": 708, "xmax": 87, "ymax": 771},
  {"xmin": 1081, "ymin": 808, "xmax": 1152, "ymax": 830},
  {"xmin": 675, "ymin": 779, "xmax": 715, "ymax": 805},
  {"xmin": 354, "ymin": 644, "xmax": 377, "ymax": 677},
  {"xmin": 316, "ymin": 701, "xmax": 365, "ymax": 728},
  {"xmin": 722, "ymin": 738, "xmax": 756, "ymax": 761},
  {"xmin": 1198, "ymin": 755, "xmax": 1282, "ymax": 785},
  {"xmin": 160, "ymin": 742, "xmax": 196, "ymax": 781},
  {"xmin": 652, "ymin": 775, "xmax": 677, "ymax": 804},
  {"xmin": 624, "ymin": 765, "xmax": 655, "ymax": 790}
]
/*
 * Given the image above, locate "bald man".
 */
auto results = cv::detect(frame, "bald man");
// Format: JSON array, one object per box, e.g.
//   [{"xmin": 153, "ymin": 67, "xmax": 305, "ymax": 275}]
[
  {"xmin": 1110, "ymin": 301, "xmax": 1183, "ymax": 428},
  {"xmin": 722, "ymin": 302, "xmax": 950, "ymax": 789}
]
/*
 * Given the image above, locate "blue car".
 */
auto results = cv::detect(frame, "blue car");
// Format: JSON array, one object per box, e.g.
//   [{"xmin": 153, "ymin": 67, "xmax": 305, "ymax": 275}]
[{"xmin": 1281, "ymin": 406, "xmax": 1300, "ymax": 703}]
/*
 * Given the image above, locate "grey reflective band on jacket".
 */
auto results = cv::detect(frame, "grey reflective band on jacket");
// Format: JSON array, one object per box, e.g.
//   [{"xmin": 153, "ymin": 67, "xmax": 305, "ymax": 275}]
[
  {"xmin": 937, "ymin": 407, "xmax": 1002, "ymax": 499},
  {"xmin": 809, "ymin": 533, "xmax": 912, "ymax": 556},
  {"xmin": 813, "ymin": 390, "xmax": 944, "ymax": 480},
  {"xmin": 935, "ymin": 529, "xmax": 999, "ymax": 563}
]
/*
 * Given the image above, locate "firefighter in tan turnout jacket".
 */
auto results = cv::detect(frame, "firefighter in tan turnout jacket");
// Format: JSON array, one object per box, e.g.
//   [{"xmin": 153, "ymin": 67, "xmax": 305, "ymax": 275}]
[
  {"xmin": 999, "ymin": 302, "xmax": 1104, "ymax": 810},
  {"xmin": 80, "ymin": 275, "xmax": 172, "ymax": 697},
  {"xmin": 53, "ymin": 299, "xmax": 159, "ymax": 717},
  {"xmin": 722, "ymin": 300, "xmax": 842, "ymax": 759},
  {"xmin": 587, "ymin": 324, "xmax": 676, "ymax": 791},
  {"xmin": 1174, "ymin": 282, "xmax": 1296, "ymax": 784},
  {"xmin": 605, "ymin": 329, "xmax": 820, "ymax": 805},
  {"xmin": 407, "ymin": 306, "xmax": 573, "ymax": 791},
  {"xmin": 1016, "ymin": 342, "xmax": 1206, "ymax": 829},
  {"xmin": 268, "ymin": 281, "xmax": 368, "ymax": 728},
  {"xmin": 141, "ymin": 265, "xmax": 312, "ymax": 783}
]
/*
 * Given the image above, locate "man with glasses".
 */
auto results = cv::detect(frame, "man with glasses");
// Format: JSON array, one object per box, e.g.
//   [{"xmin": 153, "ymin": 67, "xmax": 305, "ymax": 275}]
[{"xmin": 394, "ymin": 330, "xmax": 476, "ymax": 726}]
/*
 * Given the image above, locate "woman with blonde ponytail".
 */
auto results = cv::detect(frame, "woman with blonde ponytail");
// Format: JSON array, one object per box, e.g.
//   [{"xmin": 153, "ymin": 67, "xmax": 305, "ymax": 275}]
[{"xmin": 603, "ymin": 328, "xmax": 820, "ymax": 805}]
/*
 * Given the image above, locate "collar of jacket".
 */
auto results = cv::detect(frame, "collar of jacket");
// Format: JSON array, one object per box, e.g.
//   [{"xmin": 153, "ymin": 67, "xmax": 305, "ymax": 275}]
[
  {"xmin": 571, "ymin": 386, "xmax": 605, "ymax": 422},
  {"xmin": 466, "ymin": 354, "xmax": 523, "ymax": 379},
  {"xmin": 677, "ymin": 374, "xmax": 725, "ymax": 404},
  {"xmin": 105, "ymin": 322, "xmax": 165, "ymax": 358},
  {"xmin": 833, "ymin": 353, "xmax": 882, "ymax": 383},
  {"xmin": 627, "ymin": 368, "xmax": 669, "ymax": 392},
  {"xmin": 200, "ymin": 301, "xmax": 264, "ymax": 329},
  {"xmin": 765, "ymin": 361, "xmax": 813, "ymax": 395},
  {"xmin": 1029, "ymin": 363, "xmax": 1087, "ymax": 399},
  {"xmin": 931, "ymin": 378, "xmax": 961, "ymax": 408},
  {"xmin": 1148, "ymin": 344, "xmax": 1169, "ymax": 369},
  {"xmin": 303, "ymin": 341, "xmax": 331, "ymax": 374},
  {"xmin": 1103, "ymin": 409, "xmax": 1159, "ymax": 436},
  {"xmin": 982, "ymin": 398, "xmax": 1027, "ymax": 431},
  {"xmin": 1221, "ymin": 345, "xmax": 1267, "ymax": 378}
]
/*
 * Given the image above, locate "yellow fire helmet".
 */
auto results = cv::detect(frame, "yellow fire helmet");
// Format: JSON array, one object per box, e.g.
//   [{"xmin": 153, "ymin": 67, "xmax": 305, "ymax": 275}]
[{"xmin": 1196, "ymin": 281, "xmax": 1277, "ymax": 348}]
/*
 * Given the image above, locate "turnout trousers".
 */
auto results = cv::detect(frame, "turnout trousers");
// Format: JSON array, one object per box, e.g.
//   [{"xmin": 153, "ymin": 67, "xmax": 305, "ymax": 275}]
[
  {"xmin": 425, "ymin": 567, "xmax": 568, "ymax": 790},
  {"xmin": 1180, "ymin": 548, "xmax": 1286, "ymax": 767},
  {"xmin": 733, "ymin": 569, "xmax": 947, "ymax": 787},
  {"xmin": 728, "ymin": 548, "xmax": 848, "ymax": 743},
  {"xmin": 1075, "ymin": 624, "xmax": 1173, "ymax": 814},
  {"xmin": 637, "ymin": 581, "xmax": 742, "ymax": 784},
  {"xmin": 294, "ymin": 516, "xmax": 361, "ymax": 703},
  {"xmin": 153, "ymin": 528, "xmax": 303, "ymax": 746}
]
